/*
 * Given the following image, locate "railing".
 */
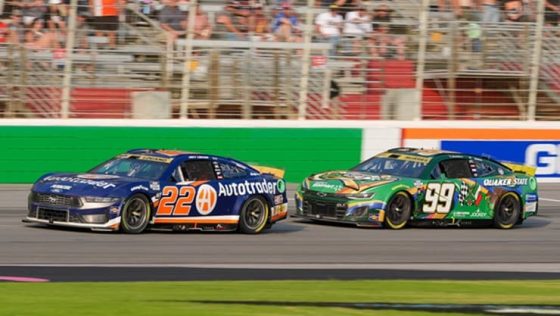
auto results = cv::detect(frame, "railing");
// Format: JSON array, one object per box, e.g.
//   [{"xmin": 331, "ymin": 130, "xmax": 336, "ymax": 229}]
[{"xmin": 0, "ymin": 0, "xmax": 558, "ymax": 120}]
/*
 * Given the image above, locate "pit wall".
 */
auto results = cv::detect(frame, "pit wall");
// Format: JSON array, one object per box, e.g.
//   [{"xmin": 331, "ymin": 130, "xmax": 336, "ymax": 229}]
[{"xmin": 1, "ymin": 120, "xmax": 559, "ymax": 183}]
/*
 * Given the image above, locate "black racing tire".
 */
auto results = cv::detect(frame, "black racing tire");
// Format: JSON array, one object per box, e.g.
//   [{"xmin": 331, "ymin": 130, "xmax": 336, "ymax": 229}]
[
  {"xmin": 384, "ymin": 191, "xmax": 412, "ymax": 230},
  {"xmin": 120, "ymin": 194, "xmax": 151, "ymax": 234},
  {"xmin": 493, "ymin": 192, "xmax": 521, "ymax": 229},
  {"xmin": 238, "ymin": 196, "xmax": 269, "ymax": 234}
]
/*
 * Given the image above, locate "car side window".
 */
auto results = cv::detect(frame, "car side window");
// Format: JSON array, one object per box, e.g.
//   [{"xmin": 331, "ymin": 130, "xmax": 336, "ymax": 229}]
[
  {"xmin": 181, "ymin": 160, "xmax": 216, "ymax": 181},
  {"xmin": 474, "ymin": 160, "xmax": 497, "ymax": 177},
  {"xmin": 430, "ymin": 164, "xmax": 443, "ymax": 179},
  {"xmin": 218, "ymin": 161, "xmax": 248, "ymax": 179},
  {"xmin": 169, "ymin": 166, "xmax": 185, "ymax": 183},
  {"xmin": 439, "ymin": 159, "xmax": 473, "ymax": 179}
]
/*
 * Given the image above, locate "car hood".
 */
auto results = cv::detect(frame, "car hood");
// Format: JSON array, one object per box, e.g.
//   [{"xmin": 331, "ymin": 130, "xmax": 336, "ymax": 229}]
[
  {"xmin": 33, "ymin": 173, "xmax": 150, "ymax": 197},
  {"xmin": 305, "ymin": 170, "xmax": 399, "ymax": 194}
]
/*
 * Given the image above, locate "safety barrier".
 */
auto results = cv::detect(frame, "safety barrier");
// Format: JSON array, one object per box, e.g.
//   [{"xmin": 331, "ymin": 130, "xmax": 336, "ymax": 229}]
[{"xmin": 1, "ymin": 119, "xmax": 559, "ymax": 183}]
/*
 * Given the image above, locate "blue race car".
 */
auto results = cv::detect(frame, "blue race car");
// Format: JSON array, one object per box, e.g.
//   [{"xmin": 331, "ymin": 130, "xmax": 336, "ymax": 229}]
[{"xmin": 24, "ymin": 149, "xmax": 288, "ymax": 234}]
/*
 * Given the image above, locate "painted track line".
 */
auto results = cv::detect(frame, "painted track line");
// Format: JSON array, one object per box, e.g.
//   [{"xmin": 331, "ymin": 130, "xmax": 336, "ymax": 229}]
[
  {"xmin": 2, "ymin": 263, "xmax": 560, "ymax": 273},
  {"xmin": 540, "ymin": 197, "xmax": 560, "ymax": 204}
]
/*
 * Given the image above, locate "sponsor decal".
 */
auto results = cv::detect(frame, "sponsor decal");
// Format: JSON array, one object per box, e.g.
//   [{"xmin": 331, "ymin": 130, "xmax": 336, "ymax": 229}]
[
  {"xmin": 77, "ymin": 174, "xmax": 119, "ymax": 180},
  {"xmin": 50, "ymin": 184, "xmax": 71, "ymax": 191},
  {"xmin": 119, "ymin": 154, "xmax": 173, "ymax": 163},
  {"xmin": 525, "ymin": 194, "xmax": 538, "ymax": 202},
  {"xmin": 274, "ymin": 194, "xmax": 284, "ymax": 205},
  {"xmin": 131, "ymin": 185, "xmax": 149, "ymax": 192},
  {"xmin": 310, "ymin": 182, "xmax": 342, "ymax": 191},
  {"xmin": 529, "ymin": 177, "xmax": 537, "ymax": 190},
  {"xmin": 525, "ymin": 201, "xmax": 537, "ymax": 213},
  {"xmin": 454, "ymin": 211, "xmax": 469, "ymax": 217},
  {"xmin": 277, "ymin": 179, "xmax": 286, "ymax": 194},
  {"xmin": 272, "ymin": 203, "xmax": 288, "ymax": 217},
  {"xmin": 218, "ymin": 179, "xmax": 276, "ymax": 196},
  {"xmin": 149, "ymin": 182, "xmax": 160, "ymax": 191},
  {"xmin": 470, "ymin": 210, "xmax": 487, "ymax": 218},
  {"xmin": 195, "ymin": 184, "xmax": 217, "ymax": 215},
  {"xmin": 43, "ymin": 176, "xmax": 116, "ymax": 189},
  {"xmin": 483, "ymin": 178, "xmax": 528, "ymax": 187}
]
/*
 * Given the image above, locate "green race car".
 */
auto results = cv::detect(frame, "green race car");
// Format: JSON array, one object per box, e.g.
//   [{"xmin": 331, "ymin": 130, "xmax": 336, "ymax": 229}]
[{"xmin": 295, "ymin": 147, "xmax": 538, "ymax": 229}]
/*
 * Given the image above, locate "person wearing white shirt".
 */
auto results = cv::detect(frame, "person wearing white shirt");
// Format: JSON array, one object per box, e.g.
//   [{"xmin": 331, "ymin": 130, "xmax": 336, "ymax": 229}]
[
  {"xmin": 343, "ymin": 6, "xmax": 372, "ymax": 35},
  {"xmin": 315, "ymin": 4, "xmax": 343, "ymax": 55},
  {"xmin": 342, "ymin": 6, "xmax": 372, "ymax": 54}
]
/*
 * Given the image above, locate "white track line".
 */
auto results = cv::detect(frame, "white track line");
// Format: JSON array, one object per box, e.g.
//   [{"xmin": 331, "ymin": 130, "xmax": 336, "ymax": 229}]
[
  {"xmin": 1, "ymin": 263, "xmax": 560, "ymax": 273},
  {"xmin": 540, "ymin": 197, "xmax": 560, "ymax": 204}
]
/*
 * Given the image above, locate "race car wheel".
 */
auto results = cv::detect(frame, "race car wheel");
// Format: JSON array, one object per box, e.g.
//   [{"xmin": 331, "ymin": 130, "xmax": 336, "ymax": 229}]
[
  {"xmin": 493, "ymin": 192, "xmax": 521, "ymax": 229},
  {"xmin": 121, "ymin": 194, "xmax": 151, "ymax": 234},
  {"xmin": 384, "ymin": 192, "xmax": 411, "ymax": 230},
  {"xmin": 238, "ymin": 196, "xmax": 269, "ymax": 234}
]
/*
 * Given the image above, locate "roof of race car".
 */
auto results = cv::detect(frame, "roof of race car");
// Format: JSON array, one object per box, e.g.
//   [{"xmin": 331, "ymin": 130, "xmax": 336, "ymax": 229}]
[
  {"xmin": 122, "ymin": 149, "xmax": 218, "ymax": 163},
  {"xmin": 386, "ymin": 147, "xmax": 456, "ymax": 157}
]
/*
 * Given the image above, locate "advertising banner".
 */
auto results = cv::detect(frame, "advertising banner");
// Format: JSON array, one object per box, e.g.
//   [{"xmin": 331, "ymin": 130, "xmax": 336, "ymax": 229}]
[{"xmin": 403, "ymin": 128, "xmax": 560, "ymax": 182}]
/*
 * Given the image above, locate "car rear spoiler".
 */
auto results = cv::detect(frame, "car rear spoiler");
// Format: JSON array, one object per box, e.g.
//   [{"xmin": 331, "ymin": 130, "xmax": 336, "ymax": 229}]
[
  {"xmin": 501, "ymin": 162, "xmax": 536, "ymax": 176},
  {"xmin": 251, "ymin": 165, "xmax": 285, "ymax": 178}
]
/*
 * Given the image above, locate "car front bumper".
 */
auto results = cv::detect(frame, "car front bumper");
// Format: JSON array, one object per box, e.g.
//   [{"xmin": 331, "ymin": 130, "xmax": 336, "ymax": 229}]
[
  {"xmin": 26, "ymin": 199, "xmax": 122, "ymax": 231},
  {"xmin": 294, "ymin": 191, "xmax": 386, "ymax": 227},
  {"xmin": 23, "ymin": 216, "xmax": 121, "ymax": 231}
]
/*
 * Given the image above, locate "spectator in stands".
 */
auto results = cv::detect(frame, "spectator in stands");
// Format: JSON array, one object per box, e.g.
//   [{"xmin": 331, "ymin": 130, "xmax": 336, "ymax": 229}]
[
  {"xmin": 545, "ymin": 0, "xmax": 560, "ymax": 25},
  {"xmin": 336, "ymin": 0, "xmax": 362, "ymax": 18},
  {"xmin": 188, "ymin": 3, "xmax": 212, "ymax": 39},
  {"xmin": 248, "ymin": 4, "xmax": 272, "ymax": 41},
  {"xmin": 0, "ymin": 21, "xmax": 8, "ymax": 44},
  {"xmin": 8, "ymin": 9, "xmax": 26, "ymax": 44},
  {"xmin": 14, "ymin": 0, "xmax": 47, "ymax": 26},
  {"xmin": 24, "ymin": 18, "xmax": 57, "ymax": 50},
  {"xmin": 215, "ymin": 1, "xmax": 251, "ymax": 40},
  {"xmin": 77, "ymin": 0, "xmax": 90, "ymax": 16},
  {"xmin": 370, "ymin": 5, "xmax": 405, "ymax": 60},
  {"xmin": 194, "ymin": 3, "xmax": 212, "ymax": 39},
  {"xmin": 315, "ymin": 4, "xmax": 343, "ymax": 55},
  {"xmin": 452, "ymin": 0, "xmax": 481, "ymax": 21},
  {"xmin": 343, "ymin": 5, "xmax": 371, "ymax": 54},
  {"xmin": 343, "ymin": 5, "xmax": 371, "ymax": 35},
  {"xmin": 159, "ymin": 0, "xmax": 186, "ymax": 40},
  {"xmin": 75, "ymin": 12, "xmax": 93, "ymax": 50},
  {"xmin": 89, "ymin": 0, "xmax": 123, "ymax": 49},
  {"xmin": 481, "ymin": 0, "xmax": 500, "ymax": 24},
  {"xmin": 504, "ymin": 0, "xmax": 525, "ymax": 22},
  {"xmin": 271, "ymin": 2, "xmax": 300, "ymax": 42},
  {"xmin": 47, "ymin": 0, "xmax": 68, "ymax": 32}
]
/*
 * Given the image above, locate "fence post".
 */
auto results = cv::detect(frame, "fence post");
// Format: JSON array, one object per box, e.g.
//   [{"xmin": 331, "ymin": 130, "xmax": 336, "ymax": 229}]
[
  {"xmin": 298, "ymin": 0, "xmax": 314, "ymax": 120},
  {"xmin": 414, "ymin": 0, "xmax": 430, "ymax": 120},
  {"xmin": 527, "ymin": 0, "xmax": 545, "ymax": 121},
  {"xmin": 60, "ymin": 0, "xmax": 78, "ymax": 119},
  {"xmin": 179, "ymin": 0, "xmax": 198, "ymax": 119}
]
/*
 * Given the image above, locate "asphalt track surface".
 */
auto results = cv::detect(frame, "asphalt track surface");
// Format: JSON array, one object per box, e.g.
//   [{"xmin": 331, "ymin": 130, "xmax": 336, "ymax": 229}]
[{"xmin": 1, "ymin": 184, "xmax": 560, "ymax": 282}]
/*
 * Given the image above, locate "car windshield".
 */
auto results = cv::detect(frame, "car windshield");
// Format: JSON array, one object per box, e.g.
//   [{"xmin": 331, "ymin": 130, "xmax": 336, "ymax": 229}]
[
  {"xmin": 352, "ymin": 157, "xmax": 428, "ymax": 178},
  {"xmin": 89, "ymin": 158, "xmax": 169, "ymax": 180}
]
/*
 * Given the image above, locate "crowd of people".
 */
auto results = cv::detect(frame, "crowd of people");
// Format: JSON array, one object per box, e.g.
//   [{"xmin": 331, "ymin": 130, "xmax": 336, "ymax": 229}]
[
  {"xmin": 0, "ymin": 0, "xmax": 122, "ymax": 50},
  {"xmin": 0, "ymin": 0, "xmax": 558, "ymax": 59},
  {"xmin": 433, "ymin": 0, "xmax": 560, "ymax": 25},
  {"xmin": 0, "ymin": 0, "xmax": 406, "ymax": 58}
]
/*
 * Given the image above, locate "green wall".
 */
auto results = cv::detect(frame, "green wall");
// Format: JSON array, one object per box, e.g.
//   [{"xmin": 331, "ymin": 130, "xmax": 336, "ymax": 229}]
[{"xmin": 0, "ymin": 126, "xmax": 362, "ymax": 183}]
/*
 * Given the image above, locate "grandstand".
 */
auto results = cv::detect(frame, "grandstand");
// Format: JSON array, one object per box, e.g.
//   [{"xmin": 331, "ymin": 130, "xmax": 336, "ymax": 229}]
[{"xmin": 0, "ymin": 0, "xmax": 558, "ymax": 120}]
